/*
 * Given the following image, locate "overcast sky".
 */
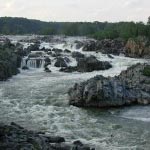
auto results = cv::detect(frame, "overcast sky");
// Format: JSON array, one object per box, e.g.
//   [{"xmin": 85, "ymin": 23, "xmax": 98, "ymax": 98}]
[{"xmin": 0, "ymin": 0, "xmax": 149, "ymax": 22}]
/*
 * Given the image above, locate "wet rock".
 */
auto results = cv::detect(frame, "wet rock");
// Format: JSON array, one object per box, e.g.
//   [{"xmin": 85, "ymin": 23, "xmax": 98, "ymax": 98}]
[
  {"xmin": 60, "ymin": 66, "xmax": 77, "ymax": 73},
  {"xmin": 72, "ymin": 52, "xmax": 85, "ymax": 59},
  {"xmin": 77, "ymin": 56, "xmax": 112, "ymax": 72},
  {"xmin": 22, "ymin": 66, "xmax": 29, "ymax": 70},
  {"xmin": 0, "ymin": 123, "xmax": 94, "ymax": 150},
  {"xmin": 52, "ymin": 48, "xmax": 63, "ymax": 54},
  {"xmin": 64, "ymin": 49, "xmax": 71, "ymax": 53},
  {"xmin": 107, "ymin": 54, "xmax": 114, "ymax": 59},
  {"xmin": 68, "ymin": 63, "xmax": 150, "ymax": 108},
  {"xmin": 44, "ymin": 57, "xmax": 51, "ymax": 67},
  {"xmin": 54, "ymin": 57, "xmax": 68, "ymax": 68},
  {"xmin": 44, "ymin": 67, "xmax": 51, "ymax": 73},
  {"xmin": 27, "ymin": 43, "xmax": 40, "ymax": 51}
]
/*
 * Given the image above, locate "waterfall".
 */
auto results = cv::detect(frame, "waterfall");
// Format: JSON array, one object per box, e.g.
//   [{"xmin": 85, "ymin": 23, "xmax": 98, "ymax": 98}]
[{"xmin": 21, "ymin": 57, "xmax": 45, "ymax": 69}]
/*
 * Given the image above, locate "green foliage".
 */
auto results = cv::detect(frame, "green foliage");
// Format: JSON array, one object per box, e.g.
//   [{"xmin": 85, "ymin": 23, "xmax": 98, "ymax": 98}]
[
  {"xmin": 143, "ymin": 66, "xmax": 150, "ymax": 77},
  {"xmin": 0, "ymin": 17, "xmax": 149, "ymax": 40}
]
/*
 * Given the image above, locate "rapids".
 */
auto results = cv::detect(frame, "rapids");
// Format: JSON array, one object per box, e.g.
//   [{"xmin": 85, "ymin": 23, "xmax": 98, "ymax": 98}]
[{"xmin": 0, "ymin": 36, "xmax": 150, "ymax": 150}]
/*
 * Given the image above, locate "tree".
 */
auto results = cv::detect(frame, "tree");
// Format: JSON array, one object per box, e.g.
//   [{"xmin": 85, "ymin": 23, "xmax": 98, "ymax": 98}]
[{"xmin": 147, "ymin": 16, "xmax": 150, "ymax": 25}]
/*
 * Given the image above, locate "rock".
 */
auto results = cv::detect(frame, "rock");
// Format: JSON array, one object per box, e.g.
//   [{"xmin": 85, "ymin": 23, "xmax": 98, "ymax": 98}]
[
  {"xmin": 0, "ymin": 41, "xmax": 21, "ymax": 81},
  {"xmin": 77, "ymin": 56, "xmax": 112, "ymax": 72},
  {"xmin": 107, "ymin": 54, "xmax": 114, "ymax": 59},
  {"xmin": 125, "ymin": 36, "xmax": 150, "ymax": 58},
  {"xmin": 60, "ymin": 66, "xmax": 77, "ymax": 73},
  {"xmin": 27, "ymin": 43, "xmax": 40, "ymax": 51},
  {"xmin": 28, "ymin": 52, "xmax": 43, "ymax": 58},
  {"xmin": 44, "ymin": 67, "xmax": 51, "ymax": 72},
  {"xmin": 0, "ymin": 123, "xmax": 94, "ymax": 150},
  {"xmin": 22, "ymin": 66, "xmax": 29, "ymax": 70},
  {"xmin": 54, "ymin": 57, "xmax": 68, "ymax": 68},
  {"xmin": 64, "ymin": 49, "xmax": 71, "ymax": 53},
  {"xmin": 75, "ymin": 41, "xmax": 84, "ymax": 49},
  {"xmin": 44, "ymin": 57, "xmax": 51, "ymax": 67},
  {"xmin": 52, "ymin": 48, "xmax": 63, "ymax": 54},
  {"xmin": 82, "ymin": 39, "xmax": 126, "ymax": 55},
  {"xmin": 72, "ymin": 52, "xmax": 85, "ymax": 59},
  {"xmin": 68, "ymin": 63, "xmax": 150, "ymax": 108}
]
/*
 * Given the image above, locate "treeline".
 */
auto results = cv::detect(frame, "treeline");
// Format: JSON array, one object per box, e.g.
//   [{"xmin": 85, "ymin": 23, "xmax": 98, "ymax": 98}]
[{"xmin": 0, "ymin": 17, "xmax": 150, "ymax": 40}]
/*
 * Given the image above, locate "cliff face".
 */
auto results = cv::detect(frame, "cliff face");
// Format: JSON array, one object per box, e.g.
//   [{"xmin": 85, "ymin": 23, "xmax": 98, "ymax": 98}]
[
  {"xmin": 0, "ymin": 39, "xmax": 22, "ymax": 81},
  {"xmin": 125, "ymin": 37, "xmax": 150, "ymax": 58},
  {"xmin": 68, "ymin": 64, "xmax": 150, "ymax": 108}
]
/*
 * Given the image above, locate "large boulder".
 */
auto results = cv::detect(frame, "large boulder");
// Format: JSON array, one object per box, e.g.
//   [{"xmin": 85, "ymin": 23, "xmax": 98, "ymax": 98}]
[
  {"xmin": 77, "ymin": 56, "xmax": 112, "ymax": 72},
  {"xmin": 54, "ymin": 57, "xmax": 68, "ymax": 68},
  {"xmin": 68, "ymin": 64, "xmax": 150, "ymax": 107}
]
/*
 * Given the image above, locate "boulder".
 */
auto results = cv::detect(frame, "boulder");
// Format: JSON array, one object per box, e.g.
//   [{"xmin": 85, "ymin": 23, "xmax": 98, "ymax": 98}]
[
  {"xmin": 77, "ymin": 56, "xmax": 112, "ymax": 72},
  {"xmin": 54, "ymin": 57, "xmax": 68, "ymax": 68},
  {"xmin": 72, "ymin": 52, "xmax": 85, "ymax": 59},
  {"xmin": 22, "ymin": 66, "xmax": 29, "ymax": 70},
  {"xmin": 68, "ymin": 63, "xmax": 150, "ymax": 107},
  {"xmin": 64, "ymin": 49, "xmax": 71, "ymax": 53}
]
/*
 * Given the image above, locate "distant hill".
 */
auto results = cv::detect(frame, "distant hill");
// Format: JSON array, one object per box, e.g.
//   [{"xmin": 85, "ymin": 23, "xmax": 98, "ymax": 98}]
[{"xmin": 0, "ymin": 17, "xmax": 149, "ymax": 40}]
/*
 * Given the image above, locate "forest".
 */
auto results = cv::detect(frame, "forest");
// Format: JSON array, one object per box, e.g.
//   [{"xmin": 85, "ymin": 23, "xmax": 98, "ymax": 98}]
[{"xmin": 0, "ymin": 17, "xmax": 150, "ymax": 40}]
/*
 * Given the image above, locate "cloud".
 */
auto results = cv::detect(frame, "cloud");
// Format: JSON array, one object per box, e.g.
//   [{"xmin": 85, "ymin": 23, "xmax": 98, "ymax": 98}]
[{"xmin": 0, "ymin": 0, "xmax": 149, "ymax": 22}]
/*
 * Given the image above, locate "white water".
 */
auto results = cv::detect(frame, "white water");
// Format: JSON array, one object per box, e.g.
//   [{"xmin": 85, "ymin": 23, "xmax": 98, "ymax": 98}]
[{"xmin": 0, "ymin": 36, "xmax": 150, "ymax": 150}]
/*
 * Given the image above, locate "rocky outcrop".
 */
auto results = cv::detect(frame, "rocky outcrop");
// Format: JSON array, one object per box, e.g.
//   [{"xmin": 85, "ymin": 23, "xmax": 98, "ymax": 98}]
[
  {"xmin": 68, "ymin": 63, "xmax": 150, "ymax": 108},
  {"xmin": 0, "ymin": 122, "xmax": 94, "ymax": 150},
  {"xmin": 0, "ymin": 39, "xmax": 22, "ymax": 81},
  {"xmin": 77, "ymin": 56, "xmax": 112, "ymax": 72},
  {"xmin": 82, "ymin": 37, "xmax": 150, "ymax": 58},
  {"xmin": 125, "ymin": 36, "xmax": 150, "ymax": 58},
  {"xmin": 82, "ymin": 39, "xmax": 126, "ymax": 55}
]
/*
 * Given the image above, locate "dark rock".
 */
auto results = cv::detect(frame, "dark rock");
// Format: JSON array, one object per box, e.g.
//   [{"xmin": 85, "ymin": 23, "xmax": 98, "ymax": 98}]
[
  {"xmin": 22, "ymin": 66, "xmax": 29, "ymax": 70},
  {"xmin": 52, "ymin": 48, "xmax": 63, "ymax": 54},
  {"xmin": 60, "ymin": 66, "xmax": 77, "ymax": 73},
  {"xmin": 0, "ymin": 41, "xmax": 21, "ymax": 81},
  {"xmin": 82, "ymin": 39, "xmax": 126, "ymax": 56},
  {"xmin": 44, "ymin": 57, "xmax": 51, "ymax": 67},
  {"xmin": 44, "ymin": 67, "xmax": 51, "ymax": 72},
  {"xmin": 68, "ymin": 63, "xmax": 150, "ymax": 107},
  {"xmin": 64, "ymin": 49, "xmax": 71, "ymax": 53},
  {"xmin": 27, "ymin": 43, "xmax": 40, "ymax": 51},
  {"xmin": 107, "ymin": 54, "xmax": 114, "ymax": 59},
  {"xmin": 54, "ymin": 57, "xmax": 68, "ymax": 68},
  {"xmin": 0, "ymin": 123, "xmax": 94, "ymax": 150},
  {"xmin": 72, "ymin": 52, "xmax": 85, "ymax": 59},
  {"xmin": 77, "ymin": 56, "xmax": 112, "ymax": 72},
  {"xmin": 75, "ymin": 41, "xmax": 84, "ymax": 49}
]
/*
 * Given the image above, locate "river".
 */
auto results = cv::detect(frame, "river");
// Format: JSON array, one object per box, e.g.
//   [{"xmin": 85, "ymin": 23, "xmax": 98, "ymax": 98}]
[{"xmin": 0, "ymin": 36, "xmax": 150, "ymax": 150}]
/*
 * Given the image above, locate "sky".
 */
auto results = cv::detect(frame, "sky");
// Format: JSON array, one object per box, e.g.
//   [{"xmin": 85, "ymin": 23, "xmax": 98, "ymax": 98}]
[{"xmin": 0, "ymin": 0, "xmax": 150, "ymax": 22}]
